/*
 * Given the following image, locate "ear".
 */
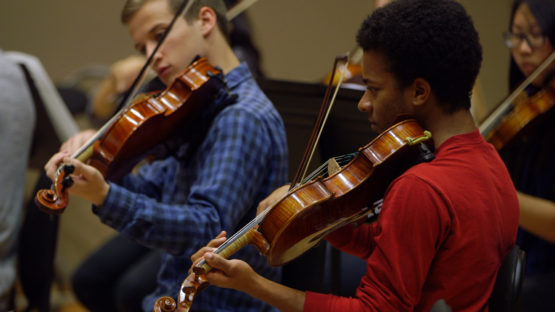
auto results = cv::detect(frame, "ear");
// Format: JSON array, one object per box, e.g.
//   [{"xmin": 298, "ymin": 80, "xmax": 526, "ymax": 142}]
[
  {"xmin": 410, "ymin": 78, "xmax": 431, "ymax": 107},
  {"xmin": 198, "ymin": 6, "xmax": 218, "ymax": 37}
]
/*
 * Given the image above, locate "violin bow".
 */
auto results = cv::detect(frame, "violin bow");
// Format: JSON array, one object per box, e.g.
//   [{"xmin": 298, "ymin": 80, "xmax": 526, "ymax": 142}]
[
  {"xmin": 479, "ymin": 50, "xmax": 555, "ymax": 136},
  {"xmin": 291, "ymin": 54, "xmax": 351, "ymax": 187}
]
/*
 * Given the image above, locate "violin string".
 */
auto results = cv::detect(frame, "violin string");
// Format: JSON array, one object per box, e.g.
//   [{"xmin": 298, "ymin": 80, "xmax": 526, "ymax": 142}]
[
  {"xmin": 303, "ymin": 153, "xmax": 357, "ymax": 182},
  {"xmin": 207, "ymin": 152, "xmax": 357, "ymax": 263}
]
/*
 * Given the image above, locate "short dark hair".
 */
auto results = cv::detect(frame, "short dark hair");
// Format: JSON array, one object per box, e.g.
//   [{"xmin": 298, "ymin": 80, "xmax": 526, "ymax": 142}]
[
  {"xmin": 357, "ymin": 0, "xmax": 482, "ymax": 113},
  {"xmin": 508, "ymin": 0, "xmax": 555, "ymax": 90}
]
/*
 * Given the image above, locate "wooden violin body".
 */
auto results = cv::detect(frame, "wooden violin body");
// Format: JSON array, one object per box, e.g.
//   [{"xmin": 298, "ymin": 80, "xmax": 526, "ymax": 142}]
[
  {"xmin": 35, "ymin": 57, "xmax": 224, "ymax": 215},
  {"xmin": 484, "ymin": 77, "xmax": 555, "ymax": 150},
  {"xmin": 259, "ymin": 119, "xmax": 433, "ymax": 266},
  {"xmin": 88, "ymin": 58, "xmax": 223, "ymax": 180},
  {"xmin": 153, "ymin": 119, "xmax": 434, "ymax": 312}
]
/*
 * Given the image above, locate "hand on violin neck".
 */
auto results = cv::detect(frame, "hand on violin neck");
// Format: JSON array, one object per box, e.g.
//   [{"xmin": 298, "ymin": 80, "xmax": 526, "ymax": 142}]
[
  {"xmin": 59, "ymin": 129, "xmax": 96, "ymax": 154},
  {"xmin": 58, "ymin": 157, "xmax": 110, "ymax": 206},
  {"xmin": 257, "ymin": 184, "xmax": 290, "ymax": 215},
  {"xmin": 190, "ymin": 231, "xmax": 227, "ymax": 273},
  {"xmin": 44, "ymin": 151, "xmax": 71, "ymax": 183},
  {"xmin": 202, "ymin": 252, "xmax": 258, "ymax": 293}
]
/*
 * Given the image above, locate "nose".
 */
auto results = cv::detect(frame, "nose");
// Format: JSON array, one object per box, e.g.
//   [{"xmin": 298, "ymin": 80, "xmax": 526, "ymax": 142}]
[
  {"xmin": 146, "ymin": 43, "xmax": 162, "ymax": 64},
  {"xmin": 358, "ymin": 90, "xmax": 372, "ymax": 113},
  {"xmin": 517, "ymin": 39, "xmax": 533, "ymax": 54}
]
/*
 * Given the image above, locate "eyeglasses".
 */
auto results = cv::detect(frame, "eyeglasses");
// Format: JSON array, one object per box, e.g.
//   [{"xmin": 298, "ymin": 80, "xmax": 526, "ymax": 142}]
[{"xmin": 504, "ymin": 31, "xmax": 547, "ymax": 49}]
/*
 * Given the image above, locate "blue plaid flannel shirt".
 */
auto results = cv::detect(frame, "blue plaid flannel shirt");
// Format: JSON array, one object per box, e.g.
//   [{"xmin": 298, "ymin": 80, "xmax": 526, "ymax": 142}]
[{"xmin": 94, "ymin": 63, "xmax": 288, "ymax": 312}]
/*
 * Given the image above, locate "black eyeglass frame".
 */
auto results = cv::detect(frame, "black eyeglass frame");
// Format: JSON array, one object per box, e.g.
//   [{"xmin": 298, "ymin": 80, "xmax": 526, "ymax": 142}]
[{"xmin": 504, "ymin": 31, "xmax": 547, "ymax": 49}]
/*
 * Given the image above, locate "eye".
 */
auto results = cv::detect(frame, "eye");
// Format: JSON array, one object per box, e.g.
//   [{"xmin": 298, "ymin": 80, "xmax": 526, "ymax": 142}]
[
  {"xmin": 154, "ymin": 30, "xmax": 166, "ymax": 42},
  {"xmin": 135, "ymin": 44, "xmax": 146, "ymax": 56},
  {"xmin": 367, "ymin": 86, "xmax": 378, "ymax": 95},
  {"xmin": 530, "ymin": 32, "xmax": 544, "ymax": 39}
]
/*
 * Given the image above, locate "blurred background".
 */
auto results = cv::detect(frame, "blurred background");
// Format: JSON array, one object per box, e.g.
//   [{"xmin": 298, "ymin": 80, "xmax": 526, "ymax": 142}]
[{"xmin": 1, "ymin": 0, "xmax": 511, "ymax": 105}]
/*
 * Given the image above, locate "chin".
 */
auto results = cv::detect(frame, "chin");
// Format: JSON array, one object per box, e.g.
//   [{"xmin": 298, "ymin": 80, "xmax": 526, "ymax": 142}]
[{"xmin": 161, "ymin": 76, "xmax": 173, "ymax": 87}]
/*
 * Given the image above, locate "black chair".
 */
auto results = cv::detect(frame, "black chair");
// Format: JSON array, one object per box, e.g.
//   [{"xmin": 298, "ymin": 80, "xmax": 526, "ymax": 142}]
[{"xmin": 489, "ymin": 245, "xmax": 526, "ymax": 312}]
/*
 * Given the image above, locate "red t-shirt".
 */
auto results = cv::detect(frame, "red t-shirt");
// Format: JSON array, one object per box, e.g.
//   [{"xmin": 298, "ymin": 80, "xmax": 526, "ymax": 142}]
[{"xmin": 304, "ymin": 129, "xmax": 519, "ymax": 311}]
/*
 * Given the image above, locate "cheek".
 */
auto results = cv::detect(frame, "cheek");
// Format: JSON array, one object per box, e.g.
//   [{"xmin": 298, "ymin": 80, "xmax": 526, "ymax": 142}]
[
  {"xmin": 511, "ymin": 48, "xmax": 523, "ymax": 63},
  {"xmin": 537, "ymin": 44, "xmax": 554, "ymax": 63}
]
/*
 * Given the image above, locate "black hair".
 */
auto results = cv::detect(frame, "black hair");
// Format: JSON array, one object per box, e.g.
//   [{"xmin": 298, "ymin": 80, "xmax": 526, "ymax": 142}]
[
  {"xmin": 356, "ymin": 0, "xmax": 482, "ymax": 113},
  {"xmin": 508, "ymin": 0, "xmax": 555, "ymax": 90}
]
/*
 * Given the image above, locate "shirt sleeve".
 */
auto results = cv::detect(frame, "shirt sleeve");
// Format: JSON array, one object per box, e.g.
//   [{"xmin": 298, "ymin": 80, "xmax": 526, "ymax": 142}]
[
  {"xmin": 94, "ymin": 107, "xmax": 272, "ymax": 256},
  {"xmin": 304, "ymin": 174, "xmax": 452, "ymax": 311},
  {"xmin": 325, "ymin": 223, "xmax": 378, "ymax": 259}
]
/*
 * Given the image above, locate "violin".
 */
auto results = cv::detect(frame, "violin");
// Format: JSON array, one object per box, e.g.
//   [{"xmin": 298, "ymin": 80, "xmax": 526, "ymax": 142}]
[
  {"xmin": 153, "ymin": 118, "xmax": 434, "ymax": 312},
  {"xmin": 35, "ymin": 57, "xmax": 225, "ymax": 215},
  {"xmin": 480, "ymin": 51, "xmax": 555, "ymax": 150}
]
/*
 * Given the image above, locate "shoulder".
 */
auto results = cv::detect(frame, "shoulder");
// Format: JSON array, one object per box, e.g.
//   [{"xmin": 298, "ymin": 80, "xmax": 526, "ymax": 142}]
[
  {"xmin": 224, "ymin": 64, "xmax": 275, "ymax": 115},
  {"xmin": 379, "ymin": 171, "xmax": 452, "ymax": 238},
  {"xmin": 382, "ymin": 163, "xmax": 454, "ymax": 223},
  {"xmin": 216, "ymin": 78, "xmax": 283, "ymax": 132},
  {"xmin": 387, "ymin": 170, "xmax": 448, "ymax": 205},
  {"xmin": 232, "ymin": 78, "xmax": 274, "ymax": 114}
]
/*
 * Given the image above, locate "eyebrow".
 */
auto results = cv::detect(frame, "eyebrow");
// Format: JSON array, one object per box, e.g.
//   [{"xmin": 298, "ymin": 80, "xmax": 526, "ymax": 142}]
[
  {"xmin": 512, "ymin": 21, "xmax": 541, "ymax": 32},
  {"xmin": 362, "ymin": 77, "xmax": 378, "ymax": 85}
]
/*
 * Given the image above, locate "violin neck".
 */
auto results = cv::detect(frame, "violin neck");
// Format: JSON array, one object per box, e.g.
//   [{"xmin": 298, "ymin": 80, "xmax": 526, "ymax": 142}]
[
  {"xmin": 71, "ymin": 107, "xmax": 123, "ymax": 161},
  {"xmin": 197, "ymin": 222, "xmax": 269, "ymax": 273}
]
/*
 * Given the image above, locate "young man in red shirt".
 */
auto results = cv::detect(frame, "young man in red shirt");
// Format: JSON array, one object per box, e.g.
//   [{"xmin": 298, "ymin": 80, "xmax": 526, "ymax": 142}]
[{"xmin": 193, "ymin": 0, "xmax": 519, "ymax": 310}]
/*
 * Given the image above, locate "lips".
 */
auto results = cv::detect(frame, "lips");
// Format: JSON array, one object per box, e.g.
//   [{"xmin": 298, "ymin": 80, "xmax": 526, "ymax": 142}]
[
  {"xmin": 369, "ymin": 120, "xmax": 378, "ymax": 131},
  {"xmin": 521, "ymin": 62, "xmax": 536, "ymax": 75},
  {"xmin": 156, "ymin": 66, "xmax": 170, "ymax": 78}
]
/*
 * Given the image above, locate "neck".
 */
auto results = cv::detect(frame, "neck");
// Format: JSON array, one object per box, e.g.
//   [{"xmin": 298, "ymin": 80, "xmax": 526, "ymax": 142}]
[
  {"xmin": 205, "ymin": 31, "xmax": 240, "ymax": 74},
  {"xmin": 420, "ymin": 108, "xmax": 476, "ymax": 149}
]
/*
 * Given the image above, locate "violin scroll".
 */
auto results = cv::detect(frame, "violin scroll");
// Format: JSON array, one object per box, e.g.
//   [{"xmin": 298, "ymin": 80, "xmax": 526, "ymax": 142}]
[
  {"xmin": 153, "ymin": 227, "xmax": 265, "ymax": 311},
  {"xmin": 34, "ymin": 163, "xmax": 75, "ymax": 215},
  {"xmin": 153, "ymin": 270, "xmax": 208, "ymax": 312},
  {"xmin": 178, "ymin": 269, "xmax": 209, "ymax": 312},
  {"xmin": 153, "ymin": 296, "xmax": 177, "ymax": 312}
]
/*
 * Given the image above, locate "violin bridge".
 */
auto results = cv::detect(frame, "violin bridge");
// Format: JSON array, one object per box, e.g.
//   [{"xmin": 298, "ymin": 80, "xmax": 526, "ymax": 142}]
[{"xmin": 327, "ymin": 158, "xmax": 342, "ymax": 176}]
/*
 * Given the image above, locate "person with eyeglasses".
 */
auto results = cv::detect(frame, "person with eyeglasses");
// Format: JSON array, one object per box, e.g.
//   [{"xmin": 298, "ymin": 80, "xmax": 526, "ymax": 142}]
[{"xmin": 500, "ymin": 0, "xmax": 555, "ymax": 310}]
